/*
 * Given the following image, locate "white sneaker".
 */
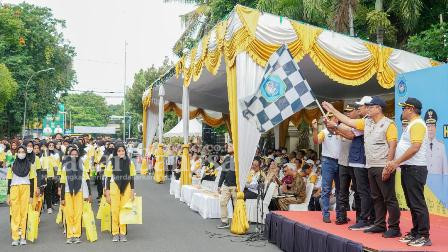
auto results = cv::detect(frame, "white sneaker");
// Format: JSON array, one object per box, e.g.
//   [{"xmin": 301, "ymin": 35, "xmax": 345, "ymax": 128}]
[
  {"xmin": 66, "ymin": 238, "xmax": 73, "ymax": 244},
  {"xmin": 112, "ymin": 235, "xmax": 119, "ymax": 242},
  {"xmin": 20, "ymin": 239, "xmax": 27, "ymax": 245},
  {"xmin": 120, "ymin": 235, "xmax": 127, "ymax": 242},
  {"xmin": 73, "ymin": 237, "xmax": 81, "ymax": 244},
  {"xmin": 48, "ymin": 208, "xmax": 53, "ymax": 214},
  {"xmin": 11, "ymin": 240, "xmax": 19, "ymax": 246}
]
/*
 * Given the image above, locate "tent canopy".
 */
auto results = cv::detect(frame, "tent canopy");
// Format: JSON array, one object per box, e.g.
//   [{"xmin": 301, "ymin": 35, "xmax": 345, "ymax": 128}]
[
  {"xmin": 164, "ymin": 118, "xmax": 202, "ymax": 138},
  {"xmin": 143, "ymin": 5, "xmax": 439, "ymax": 113}
]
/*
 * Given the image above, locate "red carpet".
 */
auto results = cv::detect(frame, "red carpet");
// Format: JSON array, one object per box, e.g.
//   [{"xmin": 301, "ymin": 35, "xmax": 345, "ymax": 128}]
[{"xmin": 275, "ymin": 211, "xmax": 447, "ymax": 252}]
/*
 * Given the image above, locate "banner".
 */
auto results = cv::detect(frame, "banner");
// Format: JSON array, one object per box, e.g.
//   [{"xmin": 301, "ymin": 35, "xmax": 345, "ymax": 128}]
[{"xmin": 395, "ymin": 64, "xmax": 448, "ymax": 216}]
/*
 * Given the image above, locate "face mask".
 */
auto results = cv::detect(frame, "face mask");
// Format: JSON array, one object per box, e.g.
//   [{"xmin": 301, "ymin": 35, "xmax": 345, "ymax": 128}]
[
  {"xmin": 27, "ymin": 147, "xmax": 33, "ymax": 153},
  {"xmin": 61, "ymin": 145, "xmax": 66, "ymax": 153},
  {"xmin": 18, "ymin": 153, "xmax": 26, "ymax": 160},
  {"xmin": 0, "ymin": 144, "xmax": 4, "ymax": 152}
]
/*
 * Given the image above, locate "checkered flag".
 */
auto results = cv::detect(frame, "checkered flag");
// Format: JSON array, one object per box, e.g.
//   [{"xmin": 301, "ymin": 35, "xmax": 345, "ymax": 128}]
[{"xmin": 239, "ymin": 44, "xmax": 315, "ymax": 132}]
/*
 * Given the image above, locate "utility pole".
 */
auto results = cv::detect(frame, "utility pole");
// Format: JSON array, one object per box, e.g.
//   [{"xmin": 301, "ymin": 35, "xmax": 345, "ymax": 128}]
[{"xmin": 123, "ymin": 41, "xmax": 127, "ymax": 142}]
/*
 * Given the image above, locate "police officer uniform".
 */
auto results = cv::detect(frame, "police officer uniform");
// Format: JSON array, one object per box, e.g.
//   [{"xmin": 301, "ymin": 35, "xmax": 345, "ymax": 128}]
[{"xmin": 425, "ymin": 109, "xmax": 448, "ymax": 175}]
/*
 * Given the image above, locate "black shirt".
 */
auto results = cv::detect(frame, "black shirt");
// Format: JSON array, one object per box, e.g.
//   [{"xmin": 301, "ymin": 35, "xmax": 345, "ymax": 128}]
[{"xmin": 218, "ymin": 155, "xmax": 236, "ymax": 187}]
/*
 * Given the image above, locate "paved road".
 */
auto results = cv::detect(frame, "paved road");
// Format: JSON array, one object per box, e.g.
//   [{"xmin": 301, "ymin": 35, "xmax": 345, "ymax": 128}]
[{"xmin": 0, "ymin": 176, "xmax": 278, "ymax": 252}]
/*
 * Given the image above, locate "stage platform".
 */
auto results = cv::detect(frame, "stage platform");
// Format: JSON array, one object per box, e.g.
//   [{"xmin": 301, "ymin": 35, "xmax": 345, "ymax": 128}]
[{"xmin": 265, "ymin": 211, "xmax": 447, "ymax": 252}]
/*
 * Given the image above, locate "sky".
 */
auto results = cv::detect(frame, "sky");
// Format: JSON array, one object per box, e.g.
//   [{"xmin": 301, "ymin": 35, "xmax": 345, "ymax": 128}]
[{"xmin": 4, "ymin": 0, "xmax": 194, "ymax": 104}]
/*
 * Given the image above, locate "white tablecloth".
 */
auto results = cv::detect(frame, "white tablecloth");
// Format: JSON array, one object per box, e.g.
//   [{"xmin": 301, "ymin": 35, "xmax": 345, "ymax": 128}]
[
  {"xmin": 169, "ymin": 179, "xmax": 181, "ymax": 198},
  {"xmin": 190, "ymin": 191, "xmax": 233, "ymax": 219},
  {"xmin": 180, "ymin": 185, "xmax": 201, "ymax": 206}
]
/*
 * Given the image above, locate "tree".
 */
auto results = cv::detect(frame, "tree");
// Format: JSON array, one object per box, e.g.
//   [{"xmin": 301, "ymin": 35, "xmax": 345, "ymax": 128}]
[
  {"xmin": 62, "ymin": 92, "xmax": 110, "ymax": 127},
  {"xmin": 125, "ymin": 57, "xmax": 173, "ymax": 138},
  {"xmin": 0, "ymin": 3, "xmax": 76, "ymax": 136},
  {"xmin": 0, "ymin": 64, "xmax": 18, "ymax": 107},
  {"xmin": 407, "ymin": 23, "xmax": 448, "ymax": 62}
]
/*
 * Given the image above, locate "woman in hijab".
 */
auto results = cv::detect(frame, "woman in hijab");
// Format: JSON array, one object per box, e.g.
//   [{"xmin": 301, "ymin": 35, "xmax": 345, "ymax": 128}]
[
  {"xmin": 7, "ymin": 145, "xmax": 36, "ymax": 246},
  {"xmin": 104, "ymin": 143, "xmax": 136, "ymax": 242},
  {"xmin": 60, "ymin": 148, "xmax": 92, "ymax": 244},
  {"xmin": 42, "ymin": 141, "xmax": 59, "ymax": 214},
  {"xmin": 25, "ymin": 141, "xmax": 42, "ymax": 211}
]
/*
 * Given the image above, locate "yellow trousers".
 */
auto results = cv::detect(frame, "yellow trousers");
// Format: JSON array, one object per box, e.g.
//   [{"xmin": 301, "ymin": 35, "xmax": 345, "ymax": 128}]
[
  {"xmin": 110, "ymin": 182, "xmax": 131, "ymax": 235},
  {"xmin": 10, "ymin": 185, "xmax": 30, "ymax": 241},
  {"xmin": 64, "ymin": 192, "xmax": 83, "ymax": 239}
]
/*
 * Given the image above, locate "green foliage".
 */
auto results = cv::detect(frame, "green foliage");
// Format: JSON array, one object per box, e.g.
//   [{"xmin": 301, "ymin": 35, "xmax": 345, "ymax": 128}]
[
  {"xmin": 164, "ymin": 111, "xmax": 179, "ymax": 132},
  {"xmin": 407, "ymin": 23, "xmax": 448, "ymax": 62},
  {"xmin": 62, "ymin": 92, "xmax": 110, "ymax": 127},
  {"xmin": 124, "ymin": 57, "xmax": 173, "ymax": 138},
  {"xmin": 0, "ymin": 64, "xmax": 18, "ymax": 107},
  {"xmin": 0, "ymin": 3, "xmax": 76, "ymax": 136}
]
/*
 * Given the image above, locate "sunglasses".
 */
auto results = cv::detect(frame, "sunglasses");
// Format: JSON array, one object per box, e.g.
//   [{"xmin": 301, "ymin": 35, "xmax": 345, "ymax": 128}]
[{"xmin": 401, "ymin": 106, "xmax": 412, "ymax": 111}]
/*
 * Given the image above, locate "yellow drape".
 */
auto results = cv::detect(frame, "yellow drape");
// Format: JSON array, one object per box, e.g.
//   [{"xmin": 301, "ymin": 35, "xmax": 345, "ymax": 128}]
[
  {"xmin": 180, "ymin": 144, "xmax": 192, "ymax": 185},
  {"xmin": 164, "ymin": 102, "xmax": 228, "ymax": 127},
  {"xmin": 226, "ymin": 64, "xmax": 249, "ymax": 235},
  {"xmin": 164, "ymin": 4, "xmax": 433, "ymax": 90},
  {"xmin": 153, "ymin": 144, "xmax": 165, "ymax": 183}
]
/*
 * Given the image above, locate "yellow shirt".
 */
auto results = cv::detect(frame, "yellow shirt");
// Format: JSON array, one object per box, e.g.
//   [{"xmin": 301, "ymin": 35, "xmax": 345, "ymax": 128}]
[
  {"xmin": 104, "ymin": 161, "xmax": 136, "ymax": 178},
  {"xmin": 7, "ymin": 165, "xmax": 37, "ymax": 180},
  {"xmin": 60, "ymin": 165, "xmax": 90, "ymax": 184},
  {"xmin": 354, "ymin": 118, "xmax": 398, "ymax": 142},
  {"xmin": 409, "ymin": 117, "xmax": 426, "ymax": 143}
]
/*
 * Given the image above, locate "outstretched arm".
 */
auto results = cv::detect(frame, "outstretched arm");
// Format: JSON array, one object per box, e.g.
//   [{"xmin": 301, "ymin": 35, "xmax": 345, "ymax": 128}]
[{"xmin": 322, "ymin": 102, "xmax": 358, "ymax": 129}]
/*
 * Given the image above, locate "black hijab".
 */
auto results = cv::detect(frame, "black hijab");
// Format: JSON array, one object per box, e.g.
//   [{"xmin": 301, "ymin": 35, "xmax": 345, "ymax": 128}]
[
  {"xmin": 12, "ymin": 146, "xmax": 31, "ymax": 177},
  {"xmin": 112, "ymin": 144, "xmax": 131, "ymax": 194},
  {"xmin": 65, "ymin": 149, "xmax": 83, "ymax": 194},
  {"xmin": 24, "ymin": 140, "xmax": 35, "ymax": 164}
]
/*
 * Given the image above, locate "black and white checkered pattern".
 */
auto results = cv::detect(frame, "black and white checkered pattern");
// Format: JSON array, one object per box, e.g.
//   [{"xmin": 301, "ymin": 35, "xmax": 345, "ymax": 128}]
[{"xmin": 240, "ymin": 44, "xmax": 315, "ymax": 132}]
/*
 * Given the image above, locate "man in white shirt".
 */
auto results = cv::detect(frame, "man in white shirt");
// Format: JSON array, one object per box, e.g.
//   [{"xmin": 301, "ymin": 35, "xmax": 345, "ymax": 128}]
[{"xmin": 312, "ymin": 113, "xmax": 341, "ymax": 223}]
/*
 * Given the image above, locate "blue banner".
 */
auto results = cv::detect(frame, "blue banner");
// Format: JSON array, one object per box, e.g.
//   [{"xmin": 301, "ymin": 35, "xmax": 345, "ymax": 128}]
[{"xmin": 395, "ymin": 64, "xmax": 448, "ymax": 216}]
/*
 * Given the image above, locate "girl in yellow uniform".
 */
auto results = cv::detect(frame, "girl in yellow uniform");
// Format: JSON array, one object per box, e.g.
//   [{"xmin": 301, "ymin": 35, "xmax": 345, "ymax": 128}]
[
  {"xmin": 105, "ymin": 143, "xmax": 136, "ymax": 242},
  {"xmin": 60, "ymin": 148, "xmax": 92, "ymax": 244},
  {"xmin": 7, "ymin": 145, "xmax": 36, "ymax": 246},
  {"xmin": 25, "ymin": 141, "xmax": 43, "ymax": 211}
]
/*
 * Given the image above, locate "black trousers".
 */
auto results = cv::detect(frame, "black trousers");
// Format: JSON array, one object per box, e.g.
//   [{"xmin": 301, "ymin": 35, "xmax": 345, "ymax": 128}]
[
  {"xmin": 96, "ymin": 172, "xmax": 103, "ymax": 198},
  {"xmin": 308, "ymin": 196, "xmax": 321, "ymax": 211},
  {"xmin": 368, "ymin": 167, "xmax": 400, "ymax": 230},
  {"xmin": 339, "ymin": 165, "xmax": 361, "ymax": 220},
  {"xmin": 353, "ymin": 167, "xmax": 375, "ymax": 223},
  {"xmin": 45, "ymin": 177, "xmax": 54, "ymax": 209},
  {"xmin": 52, "ymin": 176, "xmax": 60, "ymax": 204},
  {"xmin": 401, "ymin": 165, "xmax": 430, "ymax": 238},
  {"xmin": 166, "ymin": 165, "xmax": 173, "ymax": 178},
  {"xmin": 244, "ymin": 188, "xmax": 258, "ymax": 200}
]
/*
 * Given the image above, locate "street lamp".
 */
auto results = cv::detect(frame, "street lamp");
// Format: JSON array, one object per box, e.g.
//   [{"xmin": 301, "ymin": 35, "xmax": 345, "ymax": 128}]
[{"xmin": 22, "ymin": 67, "xmax": 55, "ymax": 139}]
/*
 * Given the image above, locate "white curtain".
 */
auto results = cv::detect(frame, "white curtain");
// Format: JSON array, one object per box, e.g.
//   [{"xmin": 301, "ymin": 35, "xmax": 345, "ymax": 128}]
[
  {"xmin": 158, "ymin": 86, "xmax": 165, "ymax": 143},
  {"xmin": 145, "ymin": 94, "xmax": 159, "ymax": 151},
  {"xmin": 236, "ymin": 52, "xmax": 265, "ymax": 190}
]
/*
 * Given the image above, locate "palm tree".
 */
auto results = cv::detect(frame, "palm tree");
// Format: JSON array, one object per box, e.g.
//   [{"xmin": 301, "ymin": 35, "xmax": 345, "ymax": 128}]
[
  {"xmin": 331, "ymin": 0, "xmax": 358, "ymax": 35},
  {"xmin": 164, "ymin": 0, "xmax": 212, "ymax": 57}
]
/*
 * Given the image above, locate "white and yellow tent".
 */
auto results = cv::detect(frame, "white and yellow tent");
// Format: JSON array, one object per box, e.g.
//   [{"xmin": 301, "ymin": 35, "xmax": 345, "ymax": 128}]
[{"xmin": 142, "ymin": 5, "xmax": 440, "ymax": 234}]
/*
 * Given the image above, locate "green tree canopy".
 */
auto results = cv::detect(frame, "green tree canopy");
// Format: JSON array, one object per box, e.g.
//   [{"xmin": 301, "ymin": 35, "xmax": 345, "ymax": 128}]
[
  {"xmin": 0, "ymin": 3, "xmax": 76, "ymax": 136},
  {"xmin": 407, "ymin": 23, "xmax": 448, "ymax": 62},
  {"xmin": 62, "ymin": 92, "xmax": 110, "ymax": 127},
  {"xmin": 0, "ymin": 64, "xmax": 18, "ymax": 107}
]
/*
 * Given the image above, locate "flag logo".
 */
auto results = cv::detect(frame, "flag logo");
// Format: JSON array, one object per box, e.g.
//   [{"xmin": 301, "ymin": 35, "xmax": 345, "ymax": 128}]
[{"xmin": 240, "ymin": 44, "xmax": 315, "ymax": 132}]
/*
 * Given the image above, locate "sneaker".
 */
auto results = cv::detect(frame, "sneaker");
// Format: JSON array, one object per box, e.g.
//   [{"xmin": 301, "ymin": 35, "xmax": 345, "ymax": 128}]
[
  {"xmin": 323, "ymin": 216, "xmax": 331, "ymax": 223},
  {"xmin": 20, "ymin": 238, "xmax": 27, "ymax": 245},
  {"xmin": 120, "ymin": 235, "xmax": 127, "ymax": 242},
  {"xmin": 217, "ymin": 222, "xmax": 230, "ymax": 229},
  {"xmin": 363, "ymin": 225, "xmax": 386, "ymax": 234},
  {"xmin": 399, "ymin": 232, "xmax": 416, "ymax": 243},
  {"xmin": 112, "ymin": 235, "xmax": 120, "ymax": 242},
  {"xmin": 383, "ymin": 229, "xmax": 401, "ymax": 238},
  {"xmin": 349, "ymin": 221, "xmax": 371, "ymax": 231},
  {"xmin": 11, "ymin": 240, "xmax": 19, "ymax": 246},
  {"xmin": 73, "ymin": 237, "xmax": 81, "ymax": 244},
  {"xmin": 408, "ymin": 237, "xmax": 432, "ymax": 247},
  {"xmin": 66, "ymin": 238, "xmax": 73, "ymax": 244},
  {"xmin": 48, "ymin": 208, "xmax": 53, "ymax": 214},
  {"xmin": 335, "ymin": 217, "xmax": 348, "ymax": 225}
]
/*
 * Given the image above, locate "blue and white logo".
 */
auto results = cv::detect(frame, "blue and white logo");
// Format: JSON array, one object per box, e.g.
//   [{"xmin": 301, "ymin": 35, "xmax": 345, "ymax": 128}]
[
  {"xmin": 397, "ymin": 79, "xmax": 407, "ymax": 97},
  {"xmin": 260, "ymin": 75, "xmax": 286, "ymax": 103}
]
